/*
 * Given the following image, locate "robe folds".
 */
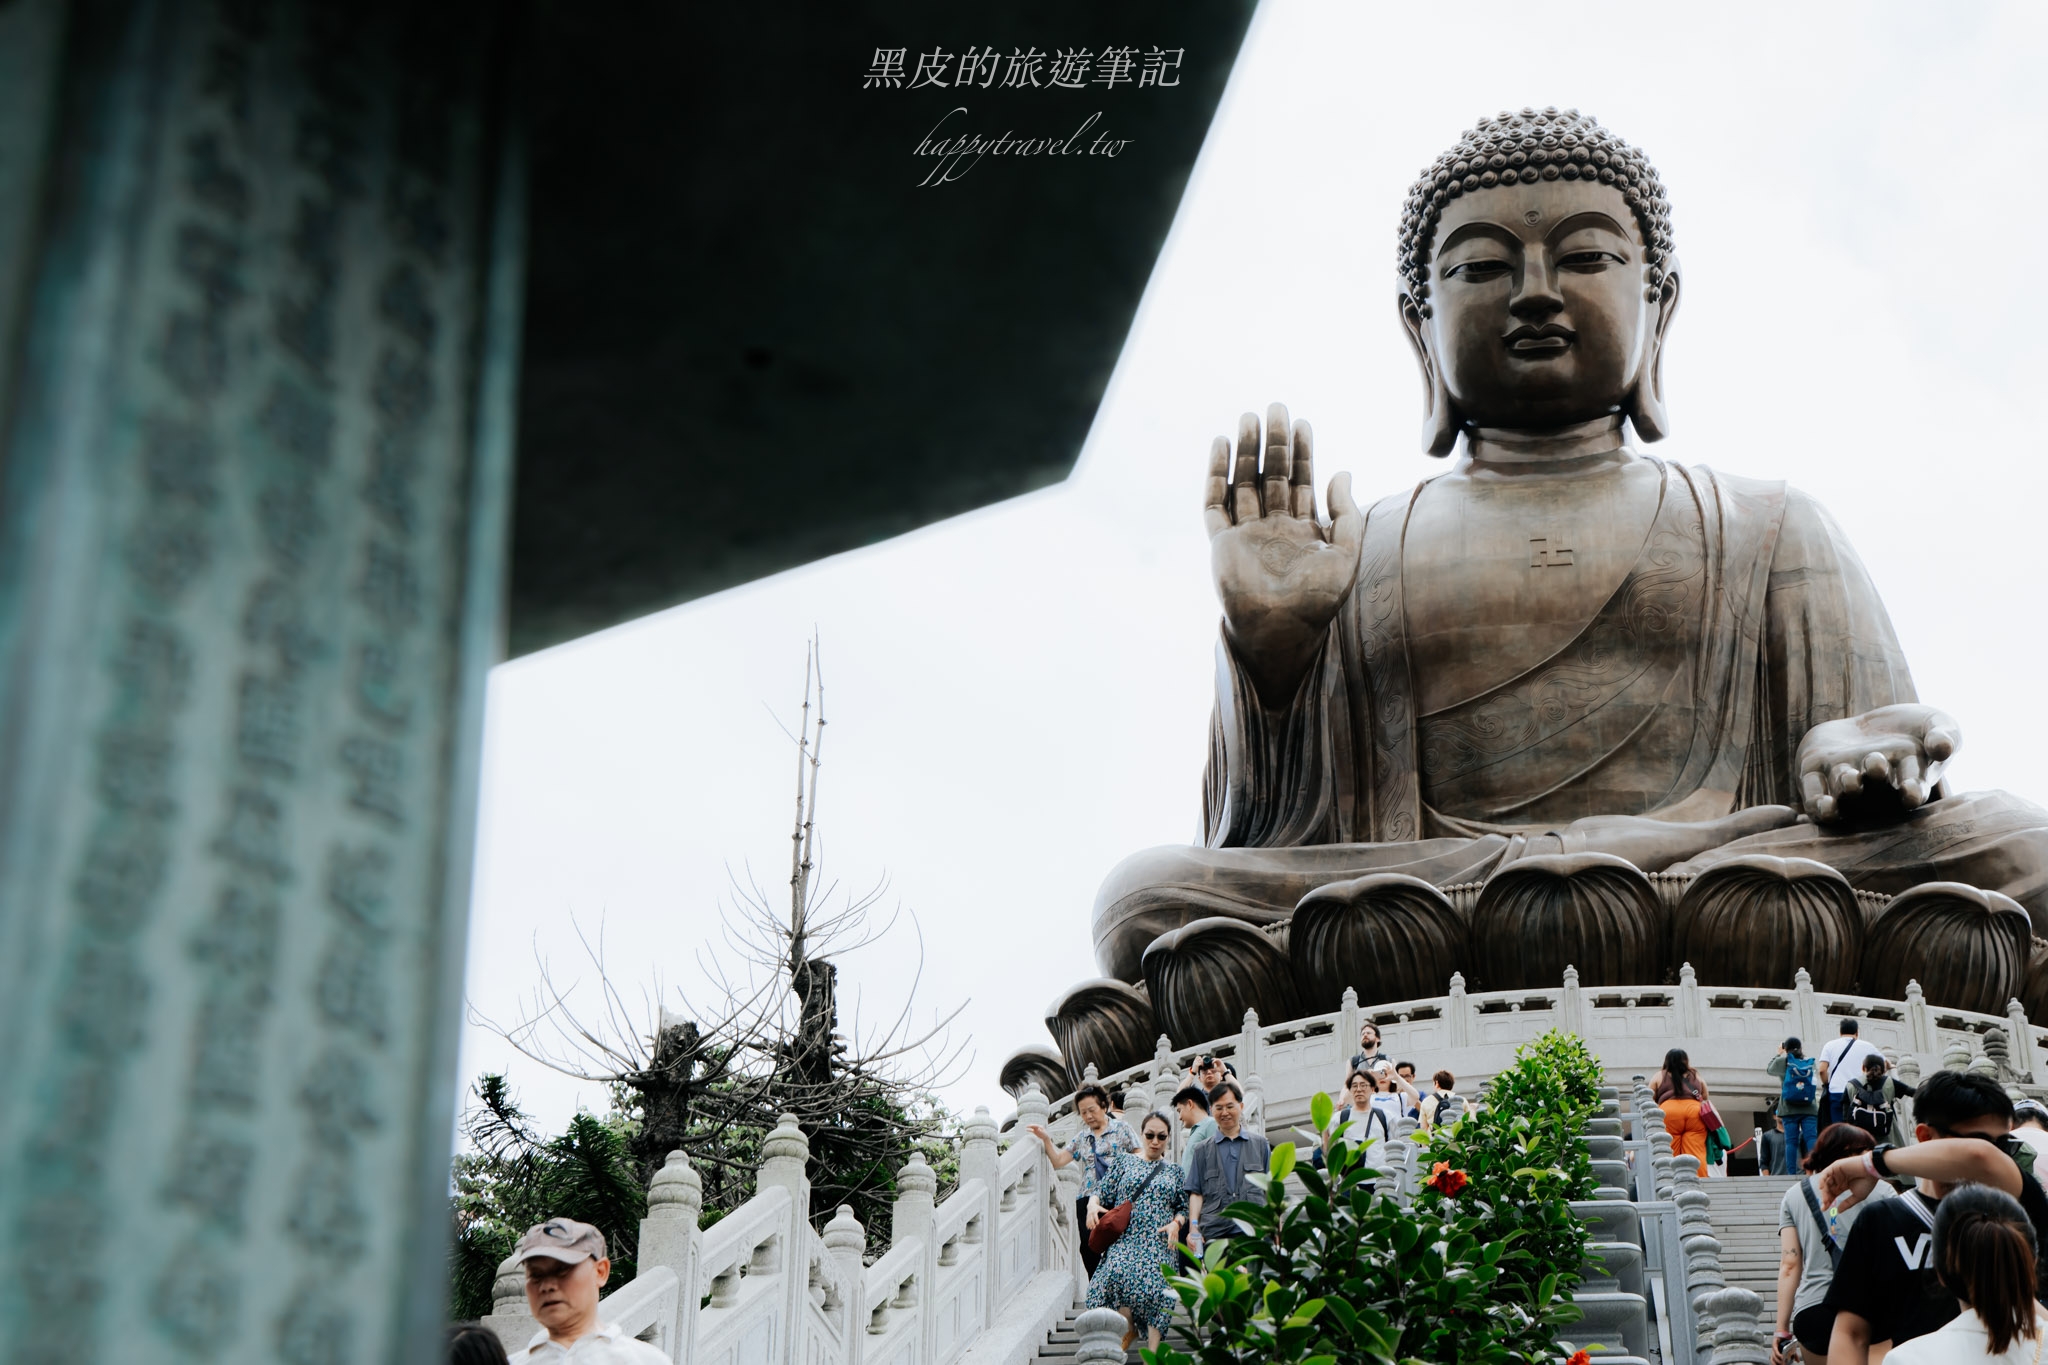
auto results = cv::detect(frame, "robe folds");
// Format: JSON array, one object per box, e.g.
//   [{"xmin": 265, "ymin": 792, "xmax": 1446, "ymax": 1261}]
[{"xmin": 1092, "ymin": 459, "xmax": 2048, "ymax": 982}]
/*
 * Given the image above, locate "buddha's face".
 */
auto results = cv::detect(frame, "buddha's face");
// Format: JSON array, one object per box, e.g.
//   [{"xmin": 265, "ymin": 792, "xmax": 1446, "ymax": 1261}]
[{"xmin": 1411, "ymin": 177, "xmax": 1666, "ymax": 432}]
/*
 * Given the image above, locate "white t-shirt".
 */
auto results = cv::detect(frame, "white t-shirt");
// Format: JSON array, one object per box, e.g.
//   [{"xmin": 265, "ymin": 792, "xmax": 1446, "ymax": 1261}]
[
  {"xmin": 1820, "ymin": 1036, "xmax": 1882, "ymax": 1094},
  {"xmin": 511, "ymin": 1321, "xmax": 672, "ymax": 1363},
  {"xmin": 2014, "ymin": 1125, "xmax": 2048, "ymax": 1162},
  {"xmin": 1885, "ymin": 1309, "xmax": 2045, "ymax": 1364}
]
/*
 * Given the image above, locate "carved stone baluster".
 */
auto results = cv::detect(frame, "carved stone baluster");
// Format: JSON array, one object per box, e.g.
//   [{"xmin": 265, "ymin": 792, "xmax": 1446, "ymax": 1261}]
[
  {"xmin": 1073, "ymin": 1307, "xmax": 1131, "ymax": 1365},
  {"xmin": 1907, "ymin": 979, "xmax": 1937, "ymax": 1053},
  {"xmin": 823, "ymin": 1206, "xmax": 866, "ymax": 1364},
  {"xmin": 482, "ymin": 1251, "xmax": 536, "ymax": 1353},
  {"xmin": 957, "ymin": 1107, "xmax": 1000, "ymax": 1326},
  {"xmin": 2007, "ymin": 998, "xmax": 2040, "ymax": 1082},
  {"xmin": 1704, "ymin": 1286, "xmax": 1772, "ymax": 1364},
  {"xmin": 1560, "ymin": 964, "xmax": 1585, "ymax": 1036},
  {"xmin": 891, "ymin": 1150, "xmax": 939, "ymax": 1365},
  {"xmin": 1679, "ymin": 962, "xmax": 1703, "ymax": 1035},
  {"xmin": 1448, "ymin": 972, "xmax": 1472, "ymax": 1048},
  {"xmin": 1340, "ymin": 986, "xmax": 1362, "ymax": 1066},
  {"xmin": 640, "ymin": 1149, "xmax": 705, "ymax": 1362},
  {"xmin": 757, "ymin": 1115, "xmax": 812, "ymax": 1365},
  {"xmin": 1795, "ymin": 967, "xmax": 1823, "ymax": 1047}
]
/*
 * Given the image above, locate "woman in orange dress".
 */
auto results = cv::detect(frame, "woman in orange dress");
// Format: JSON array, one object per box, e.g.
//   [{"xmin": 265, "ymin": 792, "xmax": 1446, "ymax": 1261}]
[{"xmin": 1653, "ymin": 1048, "xmax": 1712, "ymax": 1177}]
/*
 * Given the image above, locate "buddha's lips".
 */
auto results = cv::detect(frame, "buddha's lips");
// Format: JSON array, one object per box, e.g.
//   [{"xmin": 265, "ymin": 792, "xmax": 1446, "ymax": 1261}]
[{"xmin": 1505, "ymin": 324, "xmax": 1574, "ymax": 354}]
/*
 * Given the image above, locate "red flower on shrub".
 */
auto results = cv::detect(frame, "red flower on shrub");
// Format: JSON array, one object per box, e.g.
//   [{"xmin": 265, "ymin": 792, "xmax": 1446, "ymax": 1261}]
[
  {"xmin": 1427, "ymin": 1161, "xmax": 1468, "ymax": 1196},
  {"xmin": 1568, "ymin": 1352, "xmax": 1590, "ymax": 1365}
]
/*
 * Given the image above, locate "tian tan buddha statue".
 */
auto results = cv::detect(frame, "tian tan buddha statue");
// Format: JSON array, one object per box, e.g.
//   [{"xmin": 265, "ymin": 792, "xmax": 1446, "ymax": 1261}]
[{"xmin": 1020, "ymin": 109, "xmax": 2048, "ymax": 1093}]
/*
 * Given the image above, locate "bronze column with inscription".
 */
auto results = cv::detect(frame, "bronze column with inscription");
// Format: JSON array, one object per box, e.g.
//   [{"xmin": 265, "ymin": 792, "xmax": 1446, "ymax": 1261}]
[{"xmin": 0, "ymin": 2, "xmax": 520, "ymax": 1362}]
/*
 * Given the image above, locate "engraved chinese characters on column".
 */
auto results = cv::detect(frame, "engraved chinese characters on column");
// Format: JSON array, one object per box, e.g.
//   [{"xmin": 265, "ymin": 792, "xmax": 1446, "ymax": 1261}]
[
  {"xmin": 143, "ymin": 2, "xmax": 355, "ymax": 1355},
  {"xmin": 9, "ymin": 4, "xmax": 261, "ymax": 1361},
  {"xmin": 273, "ymin": 16, "xmax": 469, "ymax": 1359}
]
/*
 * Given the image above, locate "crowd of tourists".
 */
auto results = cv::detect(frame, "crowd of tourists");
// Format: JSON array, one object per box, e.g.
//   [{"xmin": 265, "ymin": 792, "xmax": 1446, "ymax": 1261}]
[
  {"xmin": 1019, "ymin": 1019, "xmax": 1469, "ymax": 1351},
  {"xmin": 1760, "ymin": 1069, "xmax": 2048, "ymax": 1364},
  {"xmin": 449, "ymin": 1014, "xmax": 2048, "ymax": 1365}
]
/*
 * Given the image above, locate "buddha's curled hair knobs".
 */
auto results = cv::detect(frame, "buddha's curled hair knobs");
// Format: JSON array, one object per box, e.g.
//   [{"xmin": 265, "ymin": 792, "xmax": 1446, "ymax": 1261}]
[{"xmin": 1397, "ymin": 108, "xmax": 1675, "ymax": 307}]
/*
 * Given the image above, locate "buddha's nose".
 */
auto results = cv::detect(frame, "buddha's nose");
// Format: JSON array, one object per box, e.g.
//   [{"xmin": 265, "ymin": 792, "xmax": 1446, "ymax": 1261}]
[{"xmin": 1509, "ymin": 256, "xmax": 1566, "ymax": 319}]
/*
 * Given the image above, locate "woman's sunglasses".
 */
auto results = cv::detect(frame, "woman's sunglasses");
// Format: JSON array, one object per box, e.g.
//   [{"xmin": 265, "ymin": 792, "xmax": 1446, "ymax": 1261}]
[{"xmin": 1143, "ymin": 1129, "xmax": 1171, "ymax": 1142}]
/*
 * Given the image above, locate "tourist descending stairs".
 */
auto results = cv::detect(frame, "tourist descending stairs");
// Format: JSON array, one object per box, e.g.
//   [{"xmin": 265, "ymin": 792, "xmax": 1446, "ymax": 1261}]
[{"xmin": 1707, "ymin": 1174, "xmax": 1802, "ymax": 1315}]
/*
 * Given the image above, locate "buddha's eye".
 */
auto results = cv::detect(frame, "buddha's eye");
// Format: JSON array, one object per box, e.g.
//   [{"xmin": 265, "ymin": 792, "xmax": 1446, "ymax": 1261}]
[
  {"xmin": 1444, "ymin": 258, "xmax": 1511, "ymax": 282},
  {"xmin": 1559, "ymin": 249, "xmax": 1625, "ymax": 270}
]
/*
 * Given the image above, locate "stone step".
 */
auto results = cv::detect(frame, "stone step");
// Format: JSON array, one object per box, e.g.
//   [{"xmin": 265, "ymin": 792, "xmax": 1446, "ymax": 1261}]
[
  {"xmin": 1583, "ymin": 1241, "xmax": 1646, "ymax": 1299},
  {"xmin": 1581, "ymin": 1134, "xmax": 1626, "ymax": 1161},
  {"xmin": 1565, "ymin": 1290, "xmax": 1653, "ymax": 1361},
  {"xmin": 1706, "ymin": 1175, "xmax": 1798, "ymax": 1312}
]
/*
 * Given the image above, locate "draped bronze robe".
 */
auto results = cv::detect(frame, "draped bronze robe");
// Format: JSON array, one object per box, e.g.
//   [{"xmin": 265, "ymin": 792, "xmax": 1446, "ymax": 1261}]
[{"xmin": 1093, "ymin": 460, "xmax": 2048, "ymax": 981}]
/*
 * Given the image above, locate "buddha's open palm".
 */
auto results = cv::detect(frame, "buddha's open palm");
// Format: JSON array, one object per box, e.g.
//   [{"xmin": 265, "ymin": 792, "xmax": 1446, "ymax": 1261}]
[
  {"xmin": 1205, "ymin": 403, "xmax": 1365, "ymax": 707},
  {"xmin": 1796, "ymin": 703, "xmax": 1960, "ymax": 823}
]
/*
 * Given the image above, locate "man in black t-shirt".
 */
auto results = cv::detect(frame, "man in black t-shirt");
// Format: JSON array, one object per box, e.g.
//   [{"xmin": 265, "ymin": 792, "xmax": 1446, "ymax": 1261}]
[{"xmin": 1815, "ymin": 1071, "xmax": 2048, "ymax": 1364}]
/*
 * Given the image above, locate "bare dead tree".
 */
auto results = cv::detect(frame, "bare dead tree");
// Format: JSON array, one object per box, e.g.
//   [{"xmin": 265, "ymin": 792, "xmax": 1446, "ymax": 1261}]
[{"xmin": 469, "ymin": 638, "xmax": 971, "ymax": 1235}]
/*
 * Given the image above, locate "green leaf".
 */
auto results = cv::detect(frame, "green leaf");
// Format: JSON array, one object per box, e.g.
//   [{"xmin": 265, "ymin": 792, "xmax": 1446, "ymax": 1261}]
[
  {"xmin": 1311, "ymin": 1090, "xmax": 1335, "ymax": 1131},
  {"xmin": 1270, "ymin": 1142, "xmax": 1298, "ymax": 1183}
]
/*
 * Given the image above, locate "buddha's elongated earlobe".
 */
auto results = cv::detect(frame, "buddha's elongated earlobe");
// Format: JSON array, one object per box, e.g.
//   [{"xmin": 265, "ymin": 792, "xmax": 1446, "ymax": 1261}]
[
  {"xmin": 1398, "ymin": 294, "xmax": 1461, "ymax": 458},
  {"xmin": 1625, "ymin": 265, "xmax": 1681, "ymax": 443}
]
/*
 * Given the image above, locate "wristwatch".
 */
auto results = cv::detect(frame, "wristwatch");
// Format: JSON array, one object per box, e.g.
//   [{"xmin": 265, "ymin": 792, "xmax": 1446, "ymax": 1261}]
[{"xmin": 1870, "ymin": 1144, "xmax": 1895, "ymax": 1177}]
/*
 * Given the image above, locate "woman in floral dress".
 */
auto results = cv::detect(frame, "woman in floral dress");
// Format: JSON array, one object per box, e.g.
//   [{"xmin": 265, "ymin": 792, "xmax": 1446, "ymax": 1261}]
[{"xmin": 1084, "ymin": 1112, "xmax": 1189, "ymax": 1351}]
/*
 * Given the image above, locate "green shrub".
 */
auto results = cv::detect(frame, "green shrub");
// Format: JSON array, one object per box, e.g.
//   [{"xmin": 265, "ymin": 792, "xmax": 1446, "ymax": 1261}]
[
  {"xmin": 1417, "ymin": 1031, "xmax": 1601, "ymax": 1314},
  {"xmin": 1148, "ymin": 1030, "xmax": 1603, "ymax": 1365}
]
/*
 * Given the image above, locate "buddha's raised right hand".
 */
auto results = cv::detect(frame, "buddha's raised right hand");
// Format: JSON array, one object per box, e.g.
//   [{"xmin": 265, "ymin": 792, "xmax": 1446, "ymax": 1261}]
[{"xmin": 1204, "ymin": 402, "xmax": 1365, "ymax": 708}]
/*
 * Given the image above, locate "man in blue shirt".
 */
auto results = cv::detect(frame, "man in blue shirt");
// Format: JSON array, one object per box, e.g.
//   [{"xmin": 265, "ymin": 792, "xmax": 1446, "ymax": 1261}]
[{"xmin": 1182, "ymin": 1080, "xmax": 1271, "ymax": 1251}]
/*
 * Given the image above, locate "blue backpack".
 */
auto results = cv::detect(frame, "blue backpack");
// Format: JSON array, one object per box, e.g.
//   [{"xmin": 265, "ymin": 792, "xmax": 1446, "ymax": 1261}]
[{"xmin": 1782, "ymin": 1056, "xmax": 1817, "ymax": 1106}]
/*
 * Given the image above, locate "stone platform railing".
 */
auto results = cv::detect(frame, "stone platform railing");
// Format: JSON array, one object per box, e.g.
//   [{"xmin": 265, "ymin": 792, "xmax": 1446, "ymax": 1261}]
[
  {"xmin": 480, "ymin": 1103, "xmax": 1082, "ymax": 1364},
  {"xmin": 1034, "ymin": 964, "xmax": 2046, "ymax": 1146}
]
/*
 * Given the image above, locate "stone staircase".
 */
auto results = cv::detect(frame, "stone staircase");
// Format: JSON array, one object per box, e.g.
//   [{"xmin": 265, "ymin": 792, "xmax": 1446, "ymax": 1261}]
[
  {"xmin": 1563, "ymin": 1088, "xmax": 1657, "ymax": 1365},
  {"xmin": 1706, "ymin": 1174, "xmax": 1800, "ymax": 1313}
]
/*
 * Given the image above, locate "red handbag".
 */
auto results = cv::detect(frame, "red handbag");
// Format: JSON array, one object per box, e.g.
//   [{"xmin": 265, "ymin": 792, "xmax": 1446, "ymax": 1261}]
[{"xmin": 1087, "ymin": 1161, "xmax": 1166, "ymax": 1257}]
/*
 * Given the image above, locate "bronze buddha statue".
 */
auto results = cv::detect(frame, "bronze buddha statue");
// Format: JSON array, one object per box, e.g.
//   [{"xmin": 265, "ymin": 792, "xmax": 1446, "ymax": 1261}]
[{"xmin": 1046, "ymin": 109, "xmax": 2048, "ymax": 1081}]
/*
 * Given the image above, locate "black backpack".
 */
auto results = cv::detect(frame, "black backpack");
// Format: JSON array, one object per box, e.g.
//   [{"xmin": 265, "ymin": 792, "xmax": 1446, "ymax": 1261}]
[{"xmin": 1844, "ymin": 1080, "xmax": 1892, "ymax": 1137}]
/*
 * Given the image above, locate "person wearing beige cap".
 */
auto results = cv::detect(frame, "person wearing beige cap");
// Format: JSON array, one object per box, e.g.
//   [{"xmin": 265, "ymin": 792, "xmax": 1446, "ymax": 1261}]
[{"xmin": 507, "ymin": 1217, "xmax": 668, "ymax": 1362}]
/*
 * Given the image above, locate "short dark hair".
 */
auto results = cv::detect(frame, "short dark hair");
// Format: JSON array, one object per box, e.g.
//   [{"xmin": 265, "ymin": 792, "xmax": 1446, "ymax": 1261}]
[
  {"xmin": 1840, "ymin": 1018, "xmax": 1860, "ymax": 1034},
  {"xmin": 1171, "ymin": 1084, "xmax": 1211, "ymax": 1113},
  {"xmin": 1916, "ymin": 1071, "xmax": 2014, "ymax": 1133},
  {"xmin": 1783, "ymin": 1036, "xmax": 1804, "ymax": 1057},
  {"xmin": 1074, "ymin": 1083, "xmax": 1112, "ymax": 1113},
  {"xmin": 1138, "ymin": 1111, "xmax": 1174, "ymax": 1139},
  {"xmin": 1343, "ymin": 1068, "xmax": 1374, "ymax": 1090},
  {"xmin": 1862, "ymin": 1053, "xmax": 1888, "ymax": 1073},
  {"xmin": 1396, "ymin": 1060, "xmax": 1416, "ymax": 1073},
  {"xmin": 1209, "ymin": 1078, "xmax": 1245, "ymax": 1105},
  {"xmin": 1433, "ymin": 1070, "xmax": 1455, "ymax": 1090},
  {"xmin": 1806, "ymin": 1121, "xmax": 1877, "ymax": 1172},
  {"xmin": 1359, "ymin": 1022, "xmax": 1380, "ymax": 1040}
]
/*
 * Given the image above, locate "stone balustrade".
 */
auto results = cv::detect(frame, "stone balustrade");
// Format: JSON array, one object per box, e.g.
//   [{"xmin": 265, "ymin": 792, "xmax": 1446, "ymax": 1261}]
[
  {"xmin": 1033, "ymin": 966, "xmax": 2046, "ymax": 1146},
  {"xmin": 480, "ymin": 1105, "xmax": 1078, "ymax": 1364}
]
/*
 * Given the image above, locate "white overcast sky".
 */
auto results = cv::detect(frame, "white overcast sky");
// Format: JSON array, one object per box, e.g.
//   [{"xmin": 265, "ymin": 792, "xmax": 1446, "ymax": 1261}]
[{"xmin": 460, "ymin": 0, "xmax": 2048, "ymax": 1134}]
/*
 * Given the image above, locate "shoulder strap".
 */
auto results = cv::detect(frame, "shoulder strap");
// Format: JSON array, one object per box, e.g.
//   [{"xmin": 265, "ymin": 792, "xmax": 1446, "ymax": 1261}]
[
  {"xmin": 1798, "ymin": 1179, "xmax": 1842, "ymax": 1266},
  {"xmin": 1900, "ymin": 1191, "xmax": 1938, "ymax": 1231},
  {"xmin": 1130, "ymin": 1158, "xmax": 1165, "ymax": 1205}
]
